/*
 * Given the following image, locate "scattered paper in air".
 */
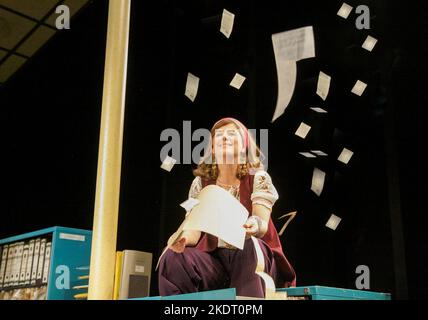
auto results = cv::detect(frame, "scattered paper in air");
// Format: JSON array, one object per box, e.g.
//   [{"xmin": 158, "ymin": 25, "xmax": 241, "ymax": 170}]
[
  {"xmin": 310, "ymin": 107, "xmax": 328, "ymax": 113},
  {"xmin": 311, "ymin": 150, "xmax": 328, "ymax": 156},
  {"xmin": 271, "ymin": 26, "xmax": 315, "ymax": 122},
  {"xmin": 326, "ymin": 214, "xmax": 342, "ymax": 231},
  {"xmin": 295, "ymin": 122, "xmax": 311, "ymax": 139},
  {"xmin": 220, "ymin": 9, "xmax": 235, "ymax": 38},
  {"xmin": 311, "ymin": 167, "xmax": 326, "ymax": 196},
  {"xmin": 299, "ymin": 152, "xmax": 316, "ymax": 158},
  {"xmin": 185, "ymin": 73, "xmax": 199, "ymax": 102},
  {"xmin": 338, "ymin": 148, "xmax": 354, "ymax": 164},
  {"xmin": 230, "ymin": 73, "xmax": 246, "ymax": 89},
  {"xmin": 351, "ymin": 80, "xmax": 367, "ymax": 96},
  {"xmin": 337, "ymin": 3, "xmax": 353, "ymax": 19},
  {"xmin": 362, "ymin": 35, "xmax": 378, "ymax": 52},
  {"xmin": 180, "ymin": 198, "xmax": 200, "ymax": 213},
  {"xmin": 316, "ymin": 71, "xmax": 331, "ymax": 101},
  {"xmin": 160, "ymin": 156, "xmax": 177, "ymax": 172}
]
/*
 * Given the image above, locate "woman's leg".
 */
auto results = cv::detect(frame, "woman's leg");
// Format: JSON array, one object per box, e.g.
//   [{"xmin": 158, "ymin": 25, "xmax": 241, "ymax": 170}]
[
  {"xmin": 215, "ymin": 238, "xmax": 277, "ymax": 298},
  {"xmin": 158, "ymin": 247, "xmax": 228, "ymax": 296}
]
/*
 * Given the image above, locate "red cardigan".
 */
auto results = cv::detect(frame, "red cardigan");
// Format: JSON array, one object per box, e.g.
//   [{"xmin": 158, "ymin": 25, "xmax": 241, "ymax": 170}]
[{"xmin": 195, "ymin": 174, "xmax": 296, "ymax": 288}]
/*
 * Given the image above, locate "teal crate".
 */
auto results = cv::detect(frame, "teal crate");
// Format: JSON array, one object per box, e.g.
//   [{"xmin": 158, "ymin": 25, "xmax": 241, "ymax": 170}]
[
  {"xmin": 0, "ymin": 226, "xmax": 92, "ymax": 300},
  {"xmin": 276, "ymin": 286, "xmax": 391, "ymax": 300},
  {"xmin": 133, "ymin": 288, "xmax": 237, "ymax": 300}
]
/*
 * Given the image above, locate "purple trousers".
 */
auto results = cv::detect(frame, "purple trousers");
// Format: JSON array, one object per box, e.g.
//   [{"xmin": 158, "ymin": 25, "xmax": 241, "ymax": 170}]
[{"xmin": 158, "ymin": 238, "xmax": 277, "ymax": 298}]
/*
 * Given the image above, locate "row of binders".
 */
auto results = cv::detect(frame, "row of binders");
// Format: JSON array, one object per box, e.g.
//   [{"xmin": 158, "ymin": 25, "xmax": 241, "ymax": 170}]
[{"xmin": 0, "ymin": 237, "xmax": 52, "ymax": 291}]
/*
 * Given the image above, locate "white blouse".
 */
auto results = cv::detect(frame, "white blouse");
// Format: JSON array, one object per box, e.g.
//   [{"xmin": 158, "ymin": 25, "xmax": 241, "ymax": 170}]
[{"xmin": 188, "ymin": 170, "xmax": 279, "ymax": 210}]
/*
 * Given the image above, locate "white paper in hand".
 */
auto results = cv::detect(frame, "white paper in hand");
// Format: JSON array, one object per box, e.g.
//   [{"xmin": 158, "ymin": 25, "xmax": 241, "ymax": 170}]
[
  {"xmin": 338, "ymin": 148, "xmax": 354, "ymax": 164},
  {"xmin": 185, "ymin": 73, "xmax": 199, "ymax": 102},
  {"xmin": 180, "ymin": 198, "xmax": 200, "ymax": 213},
  {"xmin": 362, "ymin": 35, "xmax": 378, "ymax": 52},
  {"xmin": 337, "ymin": 3, "xmax": 353, "ymax": 19},
  {"xmin": 220, "ymin": 9, "xmax": 235, "ymax": 38},
  {"xmin": 351, "ymin": 80, "xmax": 367, "ymax": 96},
  {"xmin": 230, "ymin": 73, "xmax": 246, "ymax": 89},
  {"xmin": 317, "ymin": 71, "xmax": 331, "ymax": 101},
  {"xmin": 160, "ymin": 156, "xmax": 177, "ymax": 172},
  {"xmin": 326, "ymin": 214, "xmax": 342, "ymax": 231},
  {"xmin": 311, "ymin": 167, "xmax": 326, "ymax": 196},
  {"xmin": 295, "ymin": 122, "xmax": 311, "ymax": 139}
]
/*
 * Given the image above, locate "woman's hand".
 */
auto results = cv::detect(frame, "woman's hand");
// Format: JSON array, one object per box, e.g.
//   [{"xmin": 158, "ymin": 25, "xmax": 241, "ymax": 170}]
[
  {"xmin": 170, "ymin": 237, "xmax": 187, "ymax": 253},
  {"xmin": 243, "ymin": 216, "xmax": 260, "ymax": 239}
]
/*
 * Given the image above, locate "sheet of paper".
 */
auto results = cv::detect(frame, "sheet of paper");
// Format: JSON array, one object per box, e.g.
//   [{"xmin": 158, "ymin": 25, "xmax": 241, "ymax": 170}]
[
  {"xmin": 295, "ymin": 122, "xmax": 311, "ymax": 139},
  {"xmin": 299, "ymin": 152, "xmax": 316, "ymax": 158},
  {"xmin": 351, "ymin": 80, "xmax": 367, "ymax": 96},
  {"xmin": 362, "ymin": 35, "xmax": 378, "ymax": 52},
  {"xmin": 338, "ymin": 148, "xmax": 354, "ymax": 164},
  {"xmin": 180, "ymin": 198, "xmax": 200, "ymax": 213},
  {"xmin": 326, "ymin": 214, "xmax": 342, "ymax": 230},
  {"xmin": 230, "ymin": 73, "xmax": 246, "ymax": 89},
  {"xmin": 168, "ymin": 185, "xmax": 249, "ymax": 250},
  {"xmin": 337, "ymin": 3, "xmax": 353, "ymax": 19},
  {"xmin": 316, "ymin": 71, "xmax": 331, "ymax": 101},
  {"xmin": 185, "ymin": 72, "xmax": 199, "ymax": 102},
  {"xmin": 311, "ymin": 150, "xmax": 328, "ymax": 156},
  {"xmin": 278, "ymin": 211, "xmax": 297, "ymax": 236},
  {"xmin": 271, "ymin": 26, "xmax": 315, "ymax": 122},
  {"xmin": 310, "ymin": 107, "xmax": 328, "ymax": 113},
  {"xmin": 160, "ymin": 156, "xmax": 177, "ymax": 172},
  {"xmin": 311, "ymin": 167, "xmax": 326, "ymax": 196},
  {"xmin": 220, "ymin": 9, "xmax": 235, "ymax": 38}
]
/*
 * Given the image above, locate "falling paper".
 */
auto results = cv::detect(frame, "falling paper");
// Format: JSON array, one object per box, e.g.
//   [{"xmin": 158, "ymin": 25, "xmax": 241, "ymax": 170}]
[
  {"xmin": 362, "ymin": 35, "xmax": 378, "ymax": 52},
  {"xmin": 220, "ymin": 9, "xmax": 235, "ymax": 38},
  {"xmin": 326, "ymin": 214, "xmax": 342, "ymax": 231},
  {"xmin": 299, "ymin": 152, "xmax": 316, "ymax": 158},
  {"xmin": 230, "ymin": 73, "xmax": 246, "ymax": 89},
  {"xmin": 311, "ymin": 150, "xmax": 328, "ymax": 156},
  {"xmin": 160, "ymin": 156, "xmax": 177, "ymax": 172},
  {"xmin": 278, "ymin": 211, "xmax": 297, "ymax": 236},
  {"xmin": 337, "ymin": 3, "xmax": 353, "ymax": 19},
  {"xmin": 338, "ymin": 148, "xmax": 354, "ymax": 164},
  {"xmin": 180, "ymin": 197, "xmax": 200, "ymax": 213},
  {"xmin": 316, "ymin": 71, "xmax": 331, "ymax": 101},
  {"xmin": 185, "ymin": 73, "xmax": 199, "ymax": 102},
  {"xmin": 295, "ymin": 122, "xmax": 311, "ymax": 139},
  {"xmin": 271, "ymin": 26, "xmax": 315, "ymax": 122},
  {"xmin": 311, "ymin": 167, "xmax": 326, "ymax": 196},
  {"xmin": 351, "ymin": 80, "xmax": 367, "ymax": 96},
  {"xmin": 310, "ymin": 107, "xmax": 328, "ymax": 113}
]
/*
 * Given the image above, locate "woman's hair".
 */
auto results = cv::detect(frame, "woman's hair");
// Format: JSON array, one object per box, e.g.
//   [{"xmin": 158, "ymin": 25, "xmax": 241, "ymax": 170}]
[{"xmin": 193, "ymin": 118, "xmax": 264, "ymax": 180}]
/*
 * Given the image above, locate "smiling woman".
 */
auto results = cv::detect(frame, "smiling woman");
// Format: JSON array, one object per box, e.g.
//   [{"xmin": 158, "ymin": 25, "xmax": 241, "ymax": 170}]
[{"xmin": 157, "ymin": 117, "xmax": 296, "ymax": 298}]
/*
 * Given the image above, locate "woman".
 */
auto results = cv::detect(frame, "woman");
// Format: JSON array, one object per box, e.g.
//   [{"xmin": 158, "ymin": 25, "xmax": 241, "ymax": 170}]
[{"xmin": 158, "ymin": 118, "xmax": 296, "ymax": 298}]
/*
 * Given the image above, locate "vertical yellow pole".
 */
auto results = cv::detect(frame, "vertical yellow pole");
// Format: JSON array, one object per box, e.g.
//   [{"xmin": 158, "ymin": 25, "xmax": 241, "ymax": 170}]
[{"xmin": 88, "ymin": 0, "xmax": 131, "ymax": 300}]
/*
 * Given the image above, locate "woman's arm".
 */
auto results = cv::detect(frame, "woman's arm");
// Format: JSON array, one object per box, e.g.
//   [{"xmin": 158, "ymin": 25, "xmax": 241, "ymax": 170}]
[{"xmin": 244, "ymin": 204, "xmax": 270, "ymax": 238}]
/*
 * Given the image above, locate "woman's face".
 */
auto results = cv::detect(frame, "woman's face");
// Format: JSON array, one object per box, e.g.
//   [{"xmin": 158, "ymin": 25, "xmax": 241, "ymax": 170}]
[{"xmin": 213, "ymin": 123, "xmax": 245, "ymax": 164}]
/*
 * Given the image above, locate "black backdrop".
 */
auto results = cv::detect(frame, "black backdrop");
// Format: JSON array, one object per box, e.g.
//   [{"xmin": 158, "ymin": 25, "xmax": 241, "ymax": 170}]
[{"xmin": 1, "ymin": 0, "xmax": 427, "ymax": 299}]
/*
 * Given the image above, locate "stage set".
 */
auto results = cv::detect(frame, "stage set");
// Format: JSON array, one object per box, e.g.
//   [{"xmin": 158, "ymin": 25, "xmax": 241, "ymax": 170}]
[{"xmin": 0, "ymin": 0, "xmax": 427, "ymax": 301}]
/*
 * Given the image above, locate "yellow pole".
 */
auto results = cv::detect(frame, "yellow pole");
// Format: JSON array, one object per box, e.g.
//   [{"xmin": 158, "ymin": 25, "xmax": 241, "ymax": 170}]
[{"xmin": 88, "ymin": 0, "xmax": 131, "ymax": 300}]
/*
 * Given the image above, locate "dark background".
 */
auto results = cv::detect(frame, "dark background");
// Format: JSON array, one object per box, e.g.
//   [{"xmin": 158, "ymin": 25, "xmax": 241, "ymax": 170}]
[{"xmin": 1, "ymin": 0, "xmax": 427, "ymax": 299}]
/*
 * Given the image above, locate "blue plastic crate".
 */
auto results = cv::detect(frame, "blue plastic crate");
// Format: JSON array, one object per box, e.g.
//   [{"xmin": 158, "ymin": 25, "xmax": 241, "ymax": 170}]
[{"xmin": 276, "ymin": 286, "xmax": 391, "ymax": 300}]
